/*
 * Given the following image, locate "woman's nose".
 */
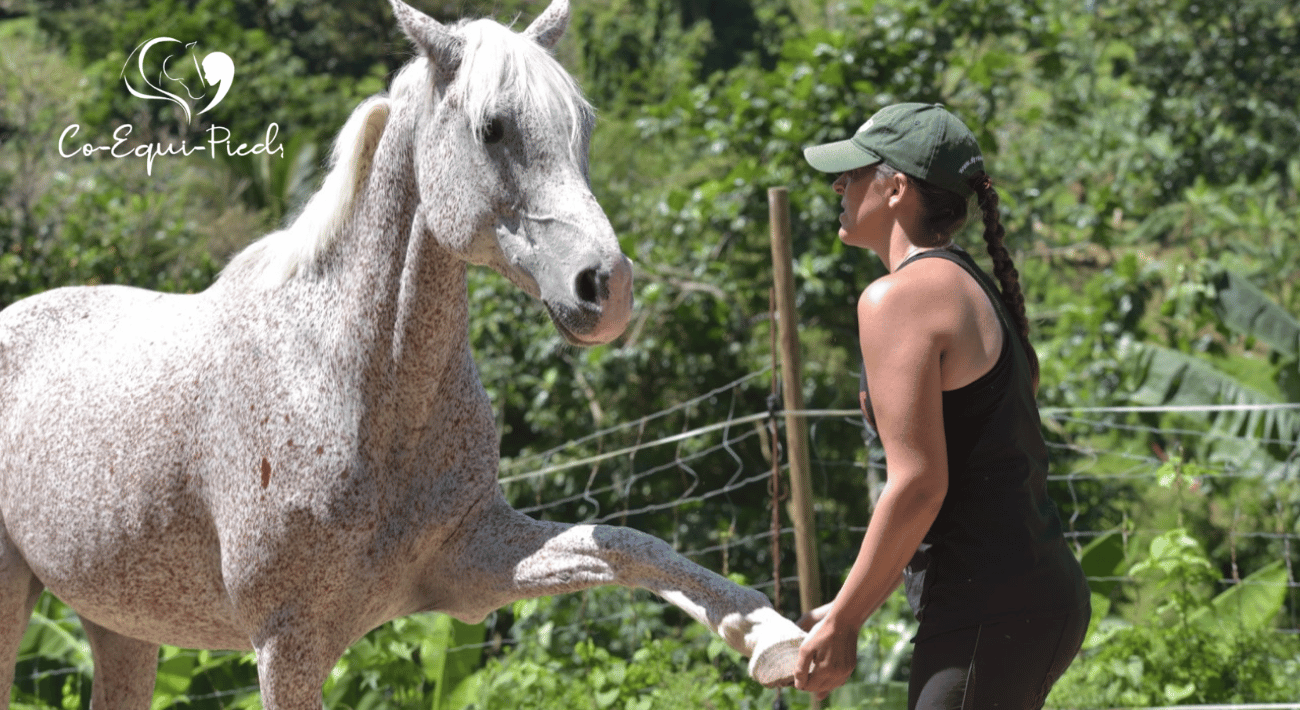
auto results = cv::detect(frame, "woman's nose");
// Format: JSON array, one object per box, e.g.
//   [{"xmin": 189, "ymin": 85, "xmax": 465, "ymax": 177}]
[{"xmin": 832, "ymin": 174, "xmax": 847, "ymax": 195}]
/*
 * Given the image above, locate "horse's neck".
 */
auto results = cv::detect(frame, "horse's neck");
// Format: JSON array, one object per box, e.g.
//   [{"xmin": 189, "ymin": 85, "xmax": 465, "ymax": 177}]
[{"xmin": 326, "ymin": 106, "xmax": 478, "ymax": 423}]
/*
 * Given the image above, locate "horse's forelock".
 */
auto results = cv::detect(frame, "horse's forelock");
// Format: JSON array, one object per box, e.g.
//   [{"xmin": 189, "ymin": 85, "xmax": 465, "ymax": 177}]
[{"xmin": 453, "ymin": 19, "xmax": 593, "ymax": 160}]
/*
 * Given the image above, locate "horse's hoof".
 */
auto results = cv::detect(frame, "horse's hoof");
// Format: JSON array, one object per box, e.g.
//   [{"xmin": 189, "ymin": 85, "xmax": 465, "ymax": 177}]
[{"xmin": 749, "ymin": 636, "xmax": 801, "ymax": 688}]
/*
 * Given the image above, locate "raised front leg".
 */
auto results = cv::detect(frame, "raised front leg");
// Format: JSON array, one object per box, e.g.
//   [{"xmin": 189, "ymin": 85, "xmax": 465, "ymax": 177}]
[{"xmin": 445, "ymin": 498, "xmax": 804, "ymax": 686}]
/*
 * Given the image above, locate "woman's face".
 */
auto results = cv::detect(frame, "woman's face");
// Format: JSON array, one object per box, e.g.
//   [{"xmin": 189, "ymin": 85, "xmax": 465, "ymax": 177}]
[{"xmin": 833, "ymin": 165, "xmax": 890, "ymax": 249}]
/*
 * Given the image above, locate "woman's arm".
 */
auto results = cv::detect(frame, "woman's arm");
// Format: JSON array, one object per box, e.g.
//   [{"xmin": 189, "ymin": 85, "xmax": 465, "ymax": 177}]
[{"xmin": 793, "ymin": 274, "xmax": 952, "ymax": 700}]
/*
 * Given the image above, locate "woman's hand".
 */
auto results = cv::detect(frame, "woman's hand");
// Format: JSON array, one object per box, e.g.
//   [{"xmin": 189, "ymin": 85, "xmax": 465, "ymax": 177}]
[
  {"xmin": 796, "ymin": 602, "xmax": 833, "ymax": 632},
  {"xmin": 793, "ymin": 612, "xmax": 859, "ymax": 701}
]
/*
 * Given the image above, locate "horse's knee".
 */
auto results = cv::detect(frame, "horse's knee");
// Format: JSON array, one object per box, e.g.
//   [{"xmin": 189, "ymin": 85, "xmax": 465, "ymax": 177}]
[
  {"xmin": 589, "ymin": 524, "xmax": 672, "ymax": 570},
  {"xmin": 592, "ymin": 525, "xmax": 767, "ymax": 603}
]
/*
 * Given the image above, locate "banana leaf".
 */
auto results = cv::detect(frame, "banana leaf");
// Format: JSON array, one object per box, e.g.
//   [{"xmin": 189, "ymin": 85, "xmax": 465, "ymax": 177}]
[
  {"xmin": 1212, "ymin": 269, "xmax": 1300, "ymax": 359},
  {"xmin": 1188, "ymin": 560, "xmax": 1290, "ymax": 633},
  {"xmin": 1078, "ymin": 530, "xmax": 1127, "ymax": 597},
  {"xmin": 1129, "ymin": 343, "xmax": 1299, "ymax": 476},
  {"xmin": 17, "ymin": 605, "xmax": 91, "ymax": 676}
]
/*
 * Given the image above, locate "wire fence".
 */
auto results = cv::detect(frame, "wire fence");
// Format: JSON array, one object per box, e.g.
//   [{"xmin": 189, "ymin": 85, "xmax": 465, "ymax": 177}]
[
  {"xmin": 12, "ymin": 369, "xmax": 1300, "ymax": 707},
  {"xmin": 477, "ymin": 371, "xmax": 1300, "ymax": 652}
]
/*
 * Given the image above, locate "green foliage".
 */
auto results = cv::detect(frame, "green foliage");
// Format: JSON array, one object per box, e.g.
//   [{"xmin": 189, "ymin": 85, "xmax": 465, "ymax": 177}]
[
  {"xmin": 1212, "ymin": 268, "xmax": 1300, "ymax": 360},
  {"xmin": 1048, "ymin": 529, "xmax": 1300, "ymax": 706},
  {"xmin": 1130, "ymin": 528, "xmax": 1218, "ymax": 624},
  {"xmin": 12, "ymin": 596, "xmax": 486, "ymax": 710},
  {"xmin": 1033, "ymin": 251, "xmax": 1162, "ymax": 410},
  {"xmin": 452, "ymin": 588, "xmax": 917, "ymax": 710},
  {"xmin": 1096, "ymin": 0, "xmax": 1300, "ymax": 200},
  {"xmin": 0, "ymin": 20, "xmax": 248, "ymax": 306},
  {"xmin": 467, "ymin": 634, "xmax": 761, "ymax": 710},
  {"xmin": 448, "ymin": 591, "xmax": 764, "ymax": 709},
  {"xmin": 1076, "ymin": 531, "xmax": 1126, "ymax": 599},
  {"xmin": 572, "ymin": 0, "xmax": 712, "ymax": 110},
  {"xmin": 0, "ymin": 171, "xmax": 220, "ymax": 304},
  {"xmin": 823, "ymin": 589, "xmax": 914, "ymax": 709},
  {"xmin": 33, "ymin": 0, "xmax": 393, "ymax": 146},
  {"xmin": 322, "ymin": 614, "xmax": 486, "ymax": 710},
  {"xmin": 1127, "ymin": 261, "xmax": 1300, "ymax": 477},
  {"xmin": 10, "ymin": 595, "xmax": 92, "ymax": 709}
]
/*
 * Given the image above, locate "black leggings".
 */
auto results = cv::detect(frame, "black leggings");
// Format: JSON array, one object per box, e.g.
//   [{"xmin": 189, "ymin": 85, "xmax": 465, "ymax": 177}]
[{"xmin": 908, "ymin": 607, "xmax": 1089, "ymax": 710}]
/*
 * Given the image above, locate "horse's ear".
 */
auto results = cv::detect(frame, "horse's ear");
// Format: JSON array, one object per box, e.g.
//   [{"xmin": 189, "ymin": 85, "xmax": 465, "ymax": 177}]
[
  {"xmin": 390, "ymin": 0, "xmax": 464, "ymax": 73},
  {"xmin": 523, "ymin": 0, "xmax": 569, "ymax": 50}
]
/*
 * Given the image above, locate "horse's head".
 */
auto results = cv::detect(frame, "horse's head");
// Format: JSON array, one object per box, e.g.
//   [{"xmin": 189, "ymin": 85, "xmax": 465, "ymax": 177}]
[{"xmin": 390, "ymin": 0, "xmax": 633, "ymax": 346}]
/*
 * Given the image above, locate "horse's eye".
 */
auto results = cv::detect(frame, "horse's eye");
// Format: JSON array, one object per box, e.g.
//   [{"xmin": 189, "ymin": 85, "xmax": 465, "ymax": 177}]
[{"xmin": 481, "ymin": 118, "xmax": 504, "ymax": 144}]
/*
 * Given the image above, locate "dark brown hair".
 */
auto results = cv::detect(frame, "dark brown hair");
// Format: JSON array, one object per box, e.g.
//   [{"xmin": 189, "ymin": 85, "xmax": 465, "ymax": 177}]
[
  {"xmin": 874, "ymin": 164, "xmax": 1041, "ymax": 393},
  {"xmin": 967, "ymin": 172, "xmax": 1039, "ymax": 394}
]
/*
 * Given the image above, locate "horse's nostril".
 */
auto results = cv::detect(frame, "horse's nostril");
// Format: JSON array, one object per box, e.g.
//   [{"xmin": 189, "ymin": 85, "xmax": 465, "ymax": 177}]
[{"xmin": 575, "ymin": 267, "xmax": 601, "ymax": 305}]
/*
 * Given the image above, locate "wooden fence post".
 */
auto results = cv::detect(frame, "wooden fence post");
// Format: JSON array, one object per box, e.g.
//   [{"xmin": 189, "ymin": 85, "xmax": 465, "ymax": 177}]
[{"xmin": 767, "ymin": 186, "xmax": 822, "ymax": 615}]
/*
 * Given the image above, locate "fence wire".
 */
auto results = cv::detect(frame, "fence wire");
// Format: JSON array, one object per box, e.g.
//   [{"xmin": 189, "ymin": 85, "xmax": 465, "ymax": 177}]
[{"xmin": 12, "ymin": 370, "xmax": 1300, "ymax": 708}]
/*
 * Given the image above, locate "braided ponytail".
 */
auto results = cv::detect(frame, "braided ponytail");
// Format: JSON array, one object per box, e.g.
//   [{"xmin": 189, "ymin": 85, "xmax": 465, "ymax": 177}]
[{"xmin": 968, "ymin": 172, "xmax": 1039, "ymax": 394}]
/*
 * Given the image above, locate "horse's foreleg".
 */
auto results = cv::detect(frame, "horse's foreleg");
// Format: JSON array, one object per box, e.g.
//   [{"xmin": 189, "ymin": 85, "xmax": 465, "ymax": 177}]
[
  {"xmin": 0, "ymin": 527, "xmax": 44, "ymax": 710},
  {"xmin": 251, "ymin": 618, "xmax": 350, "ymax": 710},
  {"xmin": 81, "ymin": 618, "xmax": 158, "ymax": 710},
  {"xmin": 447, "ymin": 499, "xmax": 804, "ymax": 687}
]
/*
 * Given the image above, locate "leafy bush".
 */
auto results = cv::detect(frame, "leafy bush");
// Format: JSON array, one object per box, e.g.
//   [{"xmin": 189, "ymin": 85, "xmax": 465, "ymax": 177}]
[
  {"xmin": 466, "ymin": 634, "xmax": 762, "ymax": 710},
  {"xmin": 1047, "ymin": 529, "xmax": 1300, "ymax": 707},
  {"xmin": 442, "ymin": 590, "xmax": 760, "ymax": 710}
]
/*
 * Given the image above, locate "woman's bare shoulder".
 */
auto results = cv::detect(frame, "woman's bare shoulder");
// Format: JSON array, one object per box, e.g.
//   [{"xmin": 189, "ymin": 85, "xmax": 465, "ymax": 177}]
[{"xmin": 858, "ymin": 258, "xmax": 968, "ymax": 334}]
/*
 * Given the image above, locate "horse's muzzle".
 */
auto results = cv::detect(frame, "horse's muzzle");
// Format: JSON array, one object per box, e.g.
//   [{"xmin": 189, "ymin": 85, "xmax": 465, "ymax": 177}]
[{"xmin": 547, "ymin": 254, "xmax": 632, "ymax": 346}]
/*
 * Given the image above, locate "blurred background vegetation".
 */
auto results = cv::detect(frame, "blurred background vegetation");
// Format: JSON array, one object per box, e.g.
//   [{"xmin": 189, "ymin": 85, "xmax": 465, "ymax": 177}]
[{"xmin": 2, "ymin": 0, "xmax": 1299, "ymax": 707}]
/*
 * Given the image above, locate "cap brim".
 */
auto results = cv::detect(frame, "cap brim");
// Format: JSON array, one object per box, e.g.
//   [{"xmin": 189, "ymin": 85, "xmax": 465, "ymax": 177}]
[{"xmin": 803, "ymin": 140, "xmax": 882, "ymax": 173}]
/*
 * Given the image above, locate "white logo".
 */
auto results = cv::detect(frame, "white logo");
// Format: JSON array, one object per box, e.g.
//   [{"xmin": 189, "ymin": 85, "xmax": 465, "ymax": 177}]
[
  {"xmin": 123, "ymin": 38, "xmax": 235, "ymax": 123},
  {"xmin": 858, "ymin": 118, "xmax": 874, "ymax": 135},
  {"xmin": 58, "ymin": 36, "xmax": 282, "ymax": 175}
]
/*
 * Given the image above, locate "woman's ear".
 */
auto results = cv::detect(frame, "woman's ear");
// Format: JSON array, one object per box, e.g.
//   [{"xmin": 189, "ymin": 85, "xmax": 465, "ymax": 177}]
[{"xmin": 886, "ymin": 171, "xmax": 910, "ymax": 207}]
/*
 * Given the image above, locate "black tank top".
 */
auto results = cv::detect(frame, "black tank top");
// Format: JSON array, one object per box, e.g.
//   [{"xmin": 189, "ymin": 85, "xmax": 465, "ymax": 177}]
[{"xmin": 859, "ymin": 246, "xmax": 1089, "ymax": 640}]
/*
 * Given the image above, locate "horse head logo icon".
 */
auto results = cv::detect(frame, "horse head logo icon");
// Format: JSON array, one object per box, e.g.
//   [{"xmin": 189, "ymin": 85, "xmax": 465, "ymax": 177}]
[{"xmin": 122, "ymin": 38, "xmax": 234, "ymax": 122}]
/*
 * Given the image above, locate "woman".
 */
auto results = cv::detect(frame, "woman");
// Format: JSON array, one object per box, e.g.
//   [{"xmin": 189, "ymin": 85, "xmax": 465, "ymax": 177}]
[{"xmin": 792, "ymin": 103, "xmax": 1090, "ymax": 709}]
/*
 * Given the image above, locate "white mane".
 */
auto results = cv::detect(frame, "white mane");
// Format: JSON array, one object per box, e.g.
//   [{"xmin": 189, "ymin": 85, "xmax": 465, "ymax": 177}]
[
  {"xmin": 222, "ymin": 18, "xmax": 593, "ymax": 287},
  {"xmin": 222, "ymin": 95, "xmax": 390, "ymax": 285}
]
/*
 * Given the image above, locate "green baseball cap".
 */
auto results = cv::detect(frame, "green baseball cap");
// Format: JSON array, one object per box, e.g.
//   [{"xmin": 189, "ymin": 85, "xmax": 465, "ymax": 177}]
[{"xmin": 803, "ymin": 103, "xmax": 984, "ymax": 198}]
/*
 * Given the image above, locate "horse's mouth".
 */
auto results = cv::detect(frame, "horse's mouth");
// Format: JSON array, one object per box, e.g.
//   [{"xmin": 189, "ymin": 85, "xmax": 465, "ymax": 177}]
[{"xmin": 545, "ymin": 303, "xmax": 606, "ymax": 347}]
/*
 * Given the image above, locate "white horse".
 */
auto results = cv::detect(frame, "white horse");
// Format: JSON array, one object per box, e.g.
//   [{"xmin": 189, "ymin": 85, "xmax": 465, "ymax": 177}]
[{"xmin": 0, "ymin": 1, "xmax": 803, "ymax": 707}]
